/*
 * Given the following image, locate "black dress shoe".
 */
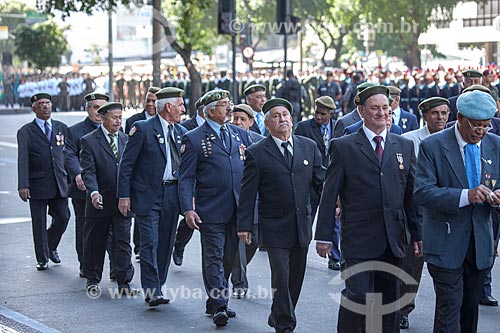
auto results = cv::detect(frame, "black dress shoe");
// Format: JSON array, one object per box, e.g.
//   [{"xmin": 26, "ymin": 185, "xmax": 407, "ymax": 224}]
[
  {"xmin": 328, "ymin": 258, "xmax": 341, "ymax": 270},
  {"xmin": 268, "ymin": 314, "xmax": 275, "ymax": 328},
  {"xmin": 400, "ymin": 314, "xmax": 409, "ymax": 329},
  {"xmin": 232, "ymin": 288, "xmax": 247, "ymax": 299},
  {"xmin": 173, "ymin": 253, "xmax": 183, "ymax": 266},
  {"xmin": 479, "ymin": 295, "xmax": 498, "ymax": 306},
  {"xmin": 49, "ymin": 250, "xmax": 61, "ymax": 264},
  {"xmin": 146, "ymin": 296, "xmax": 170, "ymax": 307},
  {"xmin": 213, "ymin": 308, "xmax": 229, "ymax": 327},
  {"xmin": 226, "ymin": 307, "xmax": 236, "ymax": 318},
  {"xmin": 36, "ymin": 262, "xmax": 48, "ymax": 271},
  {"xmin": 118, "ymin": 283, "xmax": 140, "ymax": 296}
]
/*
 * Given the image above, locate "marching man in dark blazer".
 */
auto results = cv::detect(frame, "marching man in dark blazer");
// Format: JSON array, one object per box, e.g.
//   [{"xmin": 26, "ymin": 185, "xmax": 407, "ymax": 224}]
[
  {"xmin": 65, "ymin": 92, "xmax": 109, "ymax": 276},
  {"xmin": 414, "ymin": 90, "xmax": 500, "ymax": 333},
  {"xmin": 315, "ymin": 86, "xmax": 421, "ymax": 333},
  {"xmin": 238, "ymin": 98, "xmax": 324, "ymax": 333},
  {"xmin": 388, "ymin": 86, "xmax": 419, "ymax": 133},
  {"xmin": 124, "ymin": 86, "xmax": 159, "ymax": 261},
  {"xmin": 172, "ymin": 97, "xmax": 206, "ymax": 267},
  {"xmin": 245, "ymin": 84, "xmax": 269, "ymax": 136},
  {"xmin": 118, "ymin": 87, "xmax": 187, "ymax": 307},
  {"xmin": 178, "ymin": 90, "xmax": 251, "ymax": 327},
  {"xmin": 80, "ymin": 102, "xmax": 136, "ymax": 295},
  {"xmin": 17, "ymin": 93, "xmax": 70, "ymax": 270}
]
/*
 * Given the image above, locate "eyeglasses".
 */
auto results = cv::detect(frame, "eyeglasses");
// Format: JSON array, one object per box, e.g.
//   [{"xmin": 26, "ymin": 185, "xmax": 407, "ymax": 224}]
[
  {"xmin": 215, "ymin": 102, "xmax": 233, "ymax": 109},
  {"xmin": 465, "ymin": 118, "xmax": 492, "ymax": 133}
]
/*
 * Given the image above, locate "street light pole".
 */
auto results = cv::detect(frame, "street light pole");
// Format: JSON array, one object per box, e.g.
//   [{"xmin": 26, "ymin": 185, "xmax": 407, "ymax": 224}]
[{"xmin": 108, "ymin": 1, "xmax": 114, "ymax": 101}]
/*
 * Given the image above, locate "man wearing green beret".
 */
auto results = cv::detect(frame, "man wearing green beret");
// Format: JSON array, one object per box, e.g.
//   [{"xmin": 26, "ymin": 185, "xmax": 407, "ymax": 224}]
[
  {"xmin": 316, "ymin": 86, "xmax": 421, "ymax": 332},
  {"xmin": 65, "ymin": 92, "xmax": 110, "ymax": 276},
  {"xmin": 244, "ymin": 84, "xmax": 268, "ymax": 136},
  {"xmin": 414, "ymin": 90, "xmax": 500, "ymax": 332},
  {"xmin": 238, "ymin": 98, "xmax": 324, "ymax": 333},
  {"xmin": 399, "ymin": 96, "xmax": 450, "ymax": 329},
  {"xmin": 80, "ymin": 102, "xmax": 136, "ymax": 295},
  {"xmin": 118, "ymin": 87, "xmax": 187, "ymax": 307},
  {"xmin": 17, "ymin": 93, "xmax": 70, "ymax": 271},
  {"xmin": 178, "ymin": 89, "xmax": 251, "ymax": 327},
  {"xmin": 171, "ymin": 96, "xmax": 208, "ymax": 267},
  {"xmin": 448, "ymin": 69, "xmax": 483, "ymax": 122}
]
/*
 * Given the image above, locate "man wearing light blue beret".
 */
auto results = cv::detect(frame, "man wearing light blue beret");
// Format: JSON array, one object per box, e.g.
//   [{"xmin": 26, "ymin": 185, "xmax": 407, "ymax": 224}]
[{"xmin": 414, "ymin": 90, "xmax": 500, "ymax": 332}]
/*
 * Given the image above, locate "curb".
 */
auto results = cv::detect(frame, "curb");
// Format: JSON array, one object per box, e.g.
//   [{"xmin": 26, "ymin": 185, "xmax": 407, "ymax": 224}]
[{"xmin": 0, "ymin": 306, "xmax": 59, "ymax": 333}]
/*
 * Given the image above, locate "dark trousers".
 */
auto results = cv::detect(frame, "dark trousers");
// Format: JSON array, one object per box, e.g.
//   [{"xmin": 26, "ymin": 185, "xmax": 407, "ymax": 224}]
[
  {"xmin": 267, "ymin": 245, "xmax": 308, "ymax": 333},
  {"xmin": 137, "ymin": 183, "xmax": 179, "ymax": 297},
  {"xmin": 132, "ymin": 217, "xmax": 140, "ymax": 255},
  {"xmin": 70, "ymin": 198, "xmax": 86, "ymax": 266},
  {"xmin": 29, "ymin": 197, "xmax": 70, "ymax": 263},
  {"xmin": 199, "ymin": 213, "xmax": 239, "ymax": 313},
  {"xmin": 230, "ymin": 222, "xmax": 258, "ymax": 290},
  {"xmin": 174, "ymin": 218, "xmax": 194, "ymax": 256},
  {"xmin": 83, "ymin": 214, "xmax": 133, "ymax": 285},
  {"xmin": 338, "ymin": 253, "xmax": 403, "ymax": 333},
  {"xmin": 428, "ymin": 235, "xmax": 488, "ymax": 333},
  {"xmin": 400, "ymin": 242, "xmax": 424, "ymax": 316},
  {"xmin": 330, "ymin": 217, "xmax": 341, "ymax": 261}
]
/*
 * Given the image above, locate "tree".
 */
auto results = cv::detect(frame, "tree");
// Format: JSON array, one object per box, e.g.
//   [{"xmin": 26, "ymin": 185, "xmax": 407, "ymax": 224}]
[
  {"xmin": 13, "ymin": 21, "xmax": 69, "ymax": 69},
  {"xmin": 298, "ymin": 0, "xmax": 362, "ymax": 67},
  {"xmin": 0, "ymin": 1, "xmax": 37, "ymax": 61},
  {"xmin": 356, "ymin": 0, "xmax": 461, "ymax": 69},
  {"xmin": 41, "ymin": 0, "xmax": 223, "ymax": 115}
]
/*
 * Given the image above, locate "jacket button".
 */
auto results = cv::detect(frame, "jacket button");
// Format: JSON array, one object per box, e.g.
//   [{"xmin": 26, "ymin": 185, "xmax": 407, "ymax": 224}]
[{"xmin": 380, "ymin": 172, "xmax": 383, "ymax": 176}]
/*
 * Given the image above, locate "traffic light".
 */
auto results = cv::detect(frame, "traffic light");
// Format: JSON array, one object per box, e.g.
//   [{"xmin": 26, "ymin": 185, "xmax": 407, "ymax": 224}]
[{"xmin": 218, "ymin": 0, "xmax": 235, "ymax": 35}]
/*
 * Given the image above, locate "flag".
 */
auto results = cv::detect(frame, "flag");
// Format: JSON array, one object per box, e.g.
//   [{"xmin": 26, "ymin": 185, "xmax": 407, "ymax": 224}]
[{"xmin": 0, "ymin": 71, "xmax": 4, "ymax": 102}]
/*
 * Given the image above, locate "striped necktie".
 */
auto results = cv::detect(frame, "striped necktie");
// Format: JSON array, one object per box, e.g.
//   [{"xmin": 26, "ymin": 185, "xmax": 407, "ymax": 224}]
[{"xmin": 108, "ymin": 133, "xmax": 118, "ymax": 158}]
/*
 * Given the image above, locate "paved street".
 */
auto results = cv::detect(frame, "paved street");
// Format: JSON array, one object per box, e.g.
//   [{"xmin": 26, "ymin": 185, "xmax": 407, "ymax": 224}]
[{"xmin": 0, "ymin": 111, "xmax": 499, "ymax": 332}]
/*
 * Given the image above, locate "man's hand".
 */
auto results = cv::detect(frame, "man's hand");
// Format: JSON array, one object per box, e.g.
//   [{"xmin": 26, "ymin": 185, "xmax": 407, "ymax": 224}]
[
  {"xmin": 118, "ymin": 198, "xmax": 131, "ymax": 217},
  {"xmin": 75, "ymin": 174, "xmax": 86, "ymax": 191},
  {"xmin": 413, "ymin": 241, "xmax": 423, "ymax": 257},
  {"xmin": 91, "ymin": 192, "xmax": 103, "ymax": 210},
  {"xmin": 468, "ymin": 185, "xmax": 492, "ymax": 204},
  {"xmin": 238, "ymin": 232, "xmax": 252, "ymax": 245},
  {"xmin": 486, "ymin": 189, "xmax": 500, "ymax": 207},
  {"xmin": 316, "ymin": 242, "xmax": 332, "ymax": 258},
  {"xmin": 18, "ymin": 188, "xmax": 30, "ymax": 202},
  {"xmin": 185, "ymin": 210, "xmax": 202, "ymax": 230}
]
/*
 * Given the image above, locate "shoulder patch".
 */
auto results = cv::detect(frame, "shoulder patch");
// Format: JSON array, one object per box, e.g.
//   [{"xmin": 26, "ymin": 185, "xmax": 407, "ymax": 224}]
[{"xmin": 129, "ymin": 126, "xmax": 137, "ymax": 136}]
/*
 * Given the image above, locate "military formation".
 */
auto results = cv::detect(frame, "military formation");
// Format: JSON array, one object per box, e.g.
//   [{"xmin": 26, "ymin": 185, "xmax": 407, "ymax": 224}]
[{"xmin": 16, "ymin": 66, "xmax": 500, "ymax": 332}]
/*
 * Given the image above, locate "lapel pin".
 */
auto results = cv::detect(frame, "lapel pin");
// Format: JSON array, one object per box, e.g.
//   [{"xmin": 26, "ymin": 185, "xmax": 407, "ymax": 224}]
[{"xmin": 303, "ymin": 160, "xmax": 309, "ymax": 166}]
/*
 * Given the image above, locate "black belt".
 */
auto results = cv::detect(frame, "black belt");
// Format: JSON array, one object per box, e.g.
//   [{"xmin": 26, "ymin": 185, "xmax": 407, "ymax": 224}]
[{"xmin": 162, "ymin": 180, "xmax": 178, "ymax": 186}]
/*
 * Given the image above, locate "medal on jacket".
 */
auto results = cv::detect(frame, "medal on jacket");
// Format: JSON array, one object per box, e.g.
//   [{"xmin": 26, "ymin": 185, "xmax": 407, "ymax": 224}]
[
  {"xmin": 485, "ymin": 173, "xmax": 491, "ymax": 187},
  {"xmin": 56, "ymin": 133, "xmax": 64, "ymax": 146},
  {"xmin": 401, "ymin": 118, "xmax": 407, "ymax": 129},
  {"xmin": 238, "ymin": 144, "xmax": 246, "ymax": 160},
  {"xmin": 492, "ymin": 179, "xmax": 497, "ymax": 189},
  {"xmin": 396, "ymin": 153, "xmax": 404, "ymax": 170},
  {"xmin": 156, "ymin": 133, "xmax": 164, "ymax": 144}
]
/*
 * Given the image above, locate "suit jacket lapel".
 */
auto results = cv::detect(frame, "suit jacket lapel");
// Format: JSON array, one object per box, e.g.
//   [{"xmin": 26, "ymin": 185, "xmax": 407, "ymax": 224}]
[
  {"xmin": 97, "ymin": 128, "xmax": 116, "ymax": 159},
  {"xmin": 355, "ymin": 129, "xmax": 381, "ymax": 168},
  {"xmin": 480, "ymin": 135, "xmax": 497, "ymax": 187},
  {"xmin": 203, "ymin": 122, "xmax": 226, "ymax": 152},
  {"xmin": 311, "ymin": 121, "xmax": 324, "ymax": 146},
  {"xmin": 153, "ymin": 116, "xmax": 167, "ymax": 160},
  {"xmin": 118, "ymin": 131, "xmax": 127, "ymax": 157},
  {"xmin": 32, "ymin": 120, "xmax": 50, "ymax": 142},
  {"xmin": 292, "ymin": 136, "xmax": 304, "ymax": 170},
  {"xmin": 264, "ymin": 136, "xmax": 289, "ymax": 169},
  {"xmin": 381, "ymin": 134, "xmax": 397, "ymax": 170},
  {"xmin": 443, "ymin": 128, "xmax": 468, "ymax": 188},
  {"xmin": 172, "ymin": 124, "xmax": 182, "ymax": 154}
]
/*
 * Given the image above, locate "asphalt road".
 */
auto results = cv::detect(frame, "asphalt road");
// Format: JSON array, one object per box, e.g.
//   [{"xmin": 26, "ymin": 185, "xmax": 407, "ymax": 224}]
[{"xmin": 0, "ymin": 111, "xmax": 499, "ymax": 332}]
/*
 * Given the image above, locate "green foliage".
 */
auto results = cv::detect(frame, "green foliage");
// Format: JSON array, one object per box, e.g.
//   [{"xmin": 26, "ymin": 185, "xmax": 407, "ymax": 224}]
[
  {"xmin": 13, "ymin": 21, "xmax": 69, "ymax": 69},
  {"xmin": 0, "ymin": 0, "xmax": 37, "ymax": 54},
  {"xmin": 37, "ymin": 0, "xmax": 133, "ymax": 17}
]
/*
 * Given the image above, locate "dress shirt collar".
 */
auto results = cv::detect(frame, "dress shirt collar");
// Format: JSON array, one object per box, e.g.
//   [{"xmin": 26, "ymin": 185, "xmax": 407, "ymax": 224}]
[{"xmin": 362, "ymin": 125, "xmax": 387, "ymax": 144}]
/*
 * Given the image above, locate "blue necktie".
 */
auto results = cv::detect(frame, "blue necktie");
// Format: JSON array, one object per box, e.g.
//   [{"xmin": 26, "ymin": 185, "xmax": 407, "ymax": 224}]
[
  {"xmin": 256, "ymin": 112, "xmax": 265, "ymax": 135},
  {"xmin": 44, "ymin": 121, "xmax": 51, "ymax": 142},
  {"xmin": 465, "ymin": 143, "xmax": 480, "ymax": 188},
  {"xmin": 220, "ymin": 126, "xmax": 228, "ymax": 149}
]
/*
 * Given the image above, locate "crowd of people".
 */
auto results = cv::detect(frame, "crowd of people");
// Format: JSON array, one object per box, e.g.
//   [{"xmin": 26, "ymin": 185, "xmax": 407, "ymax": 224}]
[{"xmin": 16, "ymin": 64, "xmax": 500, "ymax": 333}]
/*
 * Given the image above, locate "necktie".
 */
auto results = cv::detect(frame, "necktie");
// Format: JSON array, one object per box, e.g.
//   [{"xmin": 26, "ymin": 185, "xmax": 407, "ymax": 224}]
[
  {"xmin": 108, "ymin": 133, "xmax": 118, "ymax": 159},
  {"xmin": 465, "ymin": 143, "xmax": 480, "ymax": 188},
  {"xmin": 44, "ymin": 121, "xmax": 51, "ymax": 142},
  {"xmin": 322, "ymin": 125, "xmax": 329, "ymax": 156},
  {"xmin": 281, "ymin": 142, "xmax": 292, "ymax": 168},
  {"xmin": 256, "ymin": 113, "xmax": 265, "ymax": 135},
  {"xmin": 220, "ymin": 126, "xmax": 228, "ymax": 149},
  {"xmin": 168, "ymin": 125, "xmax": 180, "ymax": 174},
  {"xmin": 373, "ymin": 135, "xmax": 384, "ymax": 162}
]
